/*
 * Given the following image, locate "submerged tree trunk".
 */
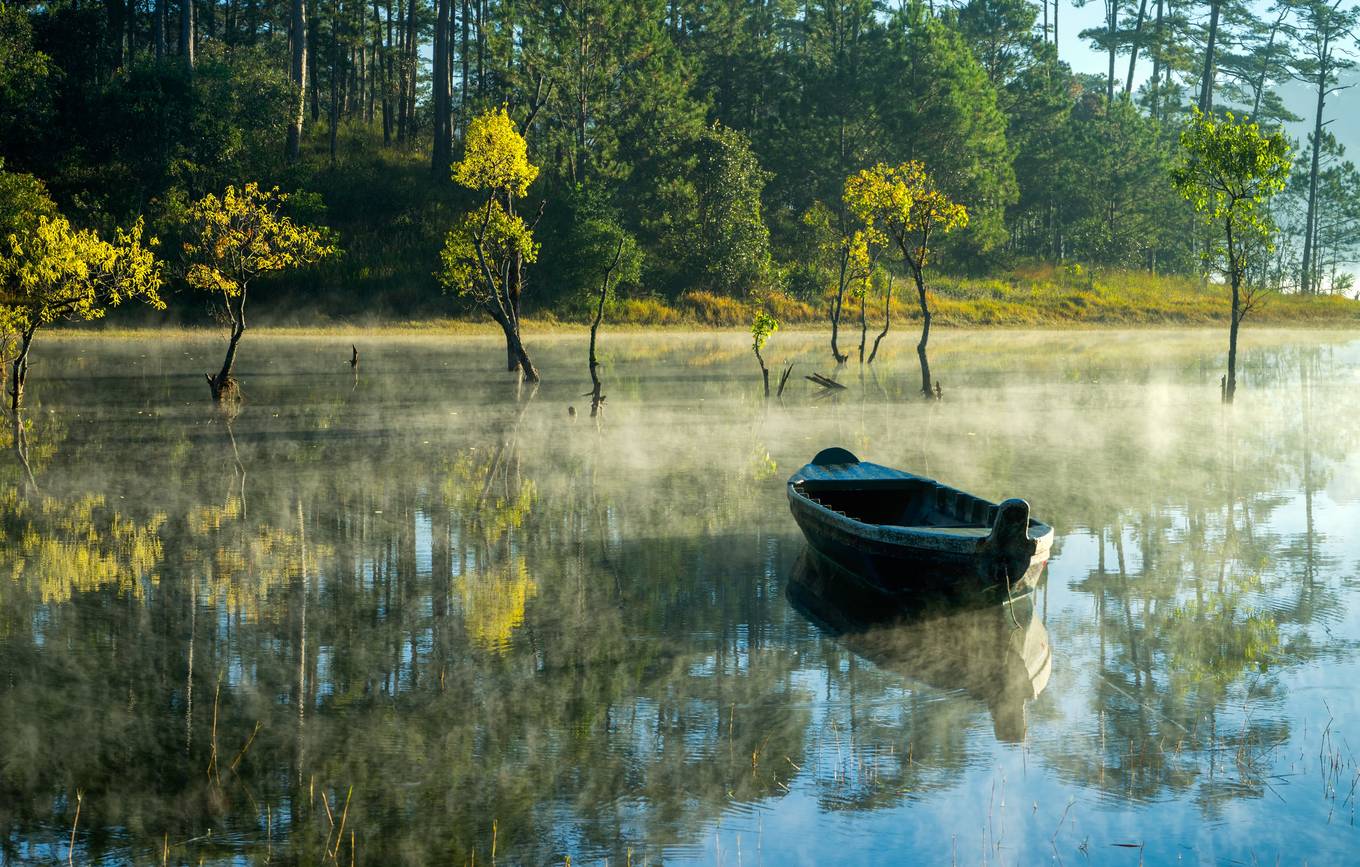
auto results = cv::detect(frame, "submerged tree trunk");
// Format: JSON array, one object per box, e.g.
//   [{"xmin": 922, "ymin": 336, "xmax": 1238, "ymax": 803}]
[
  {"xmin": 911, "ymin": 266, "xmax": 932, "ymax": 398},
  {"xmin": 587, "ymin": 240, "xmax": 624, "ymax": 417},
  {"xmin": 209, "ymin": 293, "xmax": 250, "ymax": 402},
  {"xmin": 755, "ymin": 345, "xmax": 770, "ymax": 397},
  {"xmin": 12, "ymin": 411, "xmax": 38, "ymax": 495},
  {"xmin": 857, "ymin": 288, "xmax": 867, "ymax": 363},
  {"xmin": 208, "ymin": 322, "xmax": 246, "ymax": 401},
  {"xmin": 867, "ymin": 274, "xmax": 893, "ymax": 364},
  {"xmin": 8, "ymin": 326, "xmax": 36, "ymax": 414},
  {"xmin": 498, "ymin": 314, "xmax": 538, "ymax": 383},
  {"xmin": 505, "ymin": 261, "xmax": 523, "ymax": 372},
  {"xmin": 829, "ymin": 255, "xmax": 849, "ymax": 364},
  {"xmin": 1225, "ymin": 219, "xmax": 1239, "ymax": 403}
]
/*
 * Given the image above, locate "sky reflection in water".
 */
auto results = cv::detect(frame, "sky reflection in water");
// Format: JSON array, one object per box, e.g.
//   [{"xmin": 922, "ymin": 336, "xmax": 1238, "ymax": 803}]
[{"xmin": 1, "ymin": 328, "xmax": 1358, "ymax": 865}]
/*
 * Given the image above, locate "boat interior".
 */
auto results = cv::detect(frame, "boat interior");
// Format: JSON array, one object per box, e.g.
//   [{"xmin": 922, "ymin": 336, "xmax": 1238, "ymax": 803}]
[{"xmin": 792, "ymin": 478, "xmax": 1003, "ymax": 532}]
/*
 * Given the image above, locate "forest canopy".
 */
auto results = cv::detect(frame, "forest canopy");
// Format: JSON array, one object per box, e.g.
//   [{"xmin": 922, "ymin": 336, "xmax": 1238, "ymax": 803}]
[{"xmin": 1, "ymin": 0, "xmax": 1357, "ymax": 322}]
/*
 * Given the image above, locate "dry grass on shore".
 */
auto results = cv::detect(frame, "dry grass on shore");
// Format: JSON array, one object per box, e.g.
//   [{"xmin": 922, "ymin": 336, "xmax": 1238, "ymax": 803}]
[{"xmin": 50, "ymin": 265, "xmax": 1360, "ymax": 338}]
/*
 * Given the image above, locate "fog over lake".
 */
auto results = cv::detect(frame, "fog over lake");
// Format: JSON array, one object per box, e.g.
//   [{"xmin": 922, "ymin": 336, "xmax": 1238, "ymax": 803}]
[{"xmin": 2, "ymin": 328, "xmax": 1359, "ymax": 865}]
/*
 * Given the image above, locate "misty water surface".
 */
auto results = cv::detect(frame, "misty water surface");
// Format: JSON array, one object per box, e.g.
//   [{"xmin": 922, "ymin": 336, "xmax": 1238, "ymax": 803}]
[{"xmin": 2, "ymin": 328, "xmax": 1359, "ymax": 865}]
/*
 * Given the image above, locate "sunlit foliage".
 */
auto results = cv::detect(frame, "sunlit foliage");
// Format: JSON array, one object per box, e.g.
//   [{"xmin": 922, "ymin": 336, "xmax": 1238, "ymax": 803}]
[
  {"xmin": 440, "ymin": 107, "xmax": 544, "ymax": 380},
  {"xmin": 750, "ymin": 309, "xmax": 779, "ymax": 354},
  {"xmin": 184, "ymin": 182, "xmax": 337, "ymax": 296},
  {"xmin": 452, "ymin": 107, "xmax": 540, "ymax": 198},
  {"xmin": 1, "ymin": 216, "xmax": 162, "ymax": 326},
  {"xmin": 437, "ymin": 202, "xmax": 539, "ymax": 302},
  {"xmin": 844, "ymin": 162, "xmax": 968, "ymax": 273}
]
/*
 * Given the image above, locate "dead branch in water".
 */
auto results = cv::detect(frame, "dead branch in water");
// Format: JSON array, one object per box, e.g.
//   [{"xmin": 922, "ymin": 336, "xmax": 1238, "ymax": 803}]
[
  {"xmin": 776, "ymin": 363, "xmax": 794, "ymax": 397},
  {"xmin": 805, "ymin": 372, "xmax": 846, "ymax": 390}
]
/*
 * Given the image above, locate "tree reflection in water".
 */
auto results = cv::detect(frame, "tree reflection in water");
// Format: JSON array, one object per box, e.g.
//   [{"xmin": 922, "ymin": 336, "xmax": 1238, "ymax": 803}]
[{"xmin": 0, "ymin": 332, "xmax": 1358, "ymax": 864}]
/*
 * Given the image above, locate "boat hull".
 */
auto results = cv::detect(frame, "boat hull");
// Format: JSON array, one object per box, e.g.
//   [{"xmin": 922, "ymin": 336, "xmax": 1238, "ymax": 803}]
[
  {"xmin": 786, "ymin": 448, "xmax": 1053, "ymax": 598},
  {"xmin": 789, "ymin": 496, "xmax": 1048, "ymax": 598}
]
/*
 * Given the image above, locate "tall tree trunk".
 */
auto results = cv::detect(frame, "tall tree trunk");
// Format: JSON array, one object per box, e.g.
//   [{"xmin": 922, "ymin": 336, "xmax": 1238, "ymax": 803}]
[
  {"xmin": 405, "ymin": 0, "xmax": 418, "ymax": 139},
  {"xmin": 308, "ymin": 11, "xmax": 321, "ymax": 122},
  {"xmin": 432, "ymin": 0, "xmax": 451, "ymax": 173},
  {"xmin": 1150, "ymin": 0, "xmax": 1163, "ymax": 118},
  {"xmin": 1250, "ymin": 14, "xmax": 1285, "ymax": 120},
  {"xmin": 476, "ymin": 0, "xmax": 485, "ymax": 98},
  {"xmin": 1106, "ymin": 0, "xmax": 1117, "ymax": 102},
  {"xmin": 1199, "ymin": 0, "xmax": 1222, "ymax": 114},
  {"xmin": 460, "ymin": 0, "xmax": 470, "ymax": 125},
  {"xmin": 1125, "ymin": 0, "xmax": 1149, "ymax": 96},
  {"xmin": 180, "ymin": 0, "xmax": 195, "ymax": 70},
  {"xmin": 287, "ymin": 0, "xmax": 308, "ymax": 162},
  {"xmin": 396, "ymin": 0, "xmax": 408, "ymax": 141},
  {"xmin": 155, "ymin": 0, "xmax": 167, "ymax": 61},
  {"xmin": 1301, "ymin": 43, "xmax": 1330, "ymax": 295},
  {"xmin": 382, "ymin": 0, "xmax": 393, "ymax": 144},
  {"xmin": 329, "ymin": 20, "xmax": 340, "ymax": 166}
]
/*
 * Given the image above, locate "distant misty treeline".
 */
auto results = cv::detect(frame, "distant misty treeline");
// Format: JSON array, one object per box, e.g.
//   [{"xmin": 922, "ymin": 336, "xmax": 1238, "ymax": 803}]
[{"xmin": 1, "ymin": 0, "xmax": 1357, "ymax": 316}]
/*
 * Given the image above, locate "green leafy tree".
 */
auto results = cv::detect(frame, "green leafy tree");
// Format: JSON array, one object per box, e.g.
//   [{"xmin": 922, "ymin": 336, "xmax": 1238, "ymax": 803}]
[
  {"xmin": 0, "ymin": 214, "xmax": 163, "ymax": 412},
  {"xmin": 1171, "ymin": 110, "xmax": 1291, "ymax": 403},
  {"xmin": 750, "ymin": 309, "xmax": 779, "ymax": 398},
  {"xmin": 692, "ymin": 123, "xmax": 775, "ymax": 296},
  {"xmin": 845, "ymin": 162, "xmax": 968, "ymax": 398},
  {"xmin": 0, "ymin": 6, "xmax": 54, "ymax": 170},
  {"xmin": 184, "ymin": 183, "xmax": 337, "ymax": 401}
]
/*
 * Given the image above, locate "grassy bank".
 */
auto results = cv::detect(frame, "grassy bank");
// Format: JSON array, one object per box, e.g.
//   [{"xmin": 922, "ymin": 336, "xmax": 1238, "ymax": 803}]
[{"xmin": 60, "ymin": 265, "xmax": 1360, "ymax": 337}]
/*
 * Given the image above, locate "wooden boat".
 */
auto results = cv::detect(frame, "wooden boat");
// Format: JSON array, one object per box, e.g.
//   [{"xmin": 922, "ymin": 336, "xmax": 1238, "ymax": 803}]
[
  {"xmin": 787, "ymin": 447, "xmax": 1054, "ymax": 597},
  {"xmin": 788, "ymin": 548, "xmax": 1051, "ymax": 743}
]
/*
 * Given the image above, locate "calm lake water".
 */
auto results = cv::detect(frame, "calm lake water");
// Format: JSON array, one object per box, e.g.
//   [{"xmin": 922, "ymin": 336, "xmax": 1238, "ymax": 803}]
[{"xmin": 2, "ymin": 328, "xmax": 1360, "ymax": 865}]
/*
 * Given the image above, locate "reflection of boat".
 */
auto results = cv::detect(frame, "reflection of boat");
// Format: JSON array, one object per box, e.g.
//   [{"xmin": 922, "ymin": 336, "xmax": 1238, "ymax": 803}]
[
  {"xmin": 787, "ymin": 447, "xmax": 1054, "ymax": 596},
  {"xmin": 788, "ymin": 549, "xmax": 1052, "ymax": 743}
]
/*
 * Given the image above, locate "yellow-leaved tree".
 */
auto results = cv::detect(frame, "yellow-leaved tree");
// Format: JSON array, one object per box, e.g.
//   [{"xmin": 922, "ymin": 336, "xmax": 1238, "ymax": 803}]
[
  {"xmin": 438, "ymin": 107, "xmax": 542, "ymax": 382},
  {"xmin": 0, "ymin": 212, "xmax": 163, "ymax": 412},
  {"xmin": 802, "ymin": 201, "xmax": 875, "ymax": 365},
  {"xmin": 184, "ymin": 183, "xmax": 337, "ymax": 401},
  {"xmin": 844, "ymin": 162, "xmax": 967, "ymax": 398}
]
